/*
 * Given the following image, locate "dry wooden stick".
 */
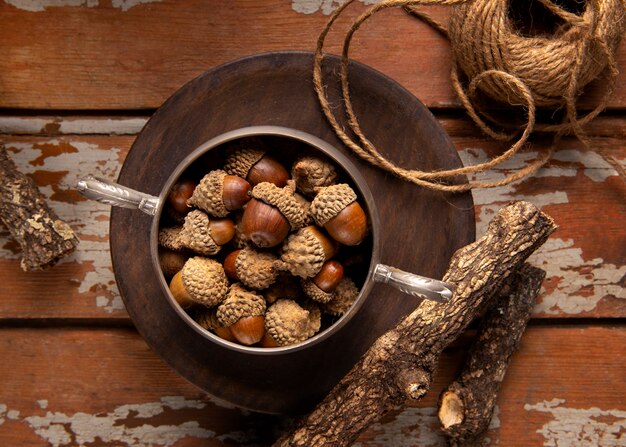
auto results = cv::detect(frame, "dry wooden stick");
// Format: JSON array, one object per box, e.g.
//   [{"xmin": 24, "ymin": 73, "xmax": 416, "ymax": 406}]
[
  {"xmin": 273, "ymin": 201, "xmax": 556, "ymax": 447},
  {"xmin": 0, "ymin": 145, "xmax": 79, "ymax": 270},
  {"xmin": 438, "ymin": 263, "xmax": 546, "ymax": 446}
]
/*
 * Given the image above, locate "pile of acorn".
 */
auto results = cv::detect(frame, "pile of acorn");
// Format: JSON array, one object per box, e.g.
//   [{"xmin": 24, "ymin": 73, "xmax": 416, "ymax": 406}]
[{"xmin": 157, "ymin": 139, "xmax": 369, "ymax": 348}]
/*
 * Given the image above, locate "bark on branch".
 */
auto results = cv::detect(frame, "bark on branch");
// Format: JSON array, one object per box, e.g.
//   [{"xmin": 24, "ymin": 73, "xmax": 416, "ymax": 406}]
[
  {"xmin": 0, "ymin": 145, "xmax": 79, "ymax": 270},
  {"xmin": 274, "ymin": 201, "xmax": 556, "ymax": 447},
  {"xmin": 438, "ymin": 263, "xmax": 546, "ymax": 446}
]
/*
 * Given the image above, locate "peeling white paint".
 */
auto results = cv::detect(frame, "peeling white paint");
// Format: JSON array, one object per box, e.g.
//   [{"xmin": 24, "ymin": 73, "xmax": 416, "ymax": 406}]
[
  {"xmin": 529, "ymin": 238, "xmax": 626, "ymax": 314},
  {"xmin": 24, "ymin": 397, "xmax": 216, "ymax": 447},
  {"xmin": 37, "ymin": 400, "xmax": 48, "ymax": 409},
  {"xmin": 0, "ymin": 117, "xmax": 147, "ymax": 135},
  {"xmin": 459, "ymin": 147, "xmax": 625, "ymax": 315},
  {"xmin": 0, "ymin": 140, "xmax": 124, "ymax": 313},
  {"xmin": 0, "ymin": 403, "xmax": 7, "ymax": 425},
  {"xmin": 524, "ymin": 399, "xmax": 626, "ymax": 446},
  {"xmin": 3, "ymin": 0, "xmax": 160, "ymax": 11},
  {"xmin": 291, "ymin": 0, "xmax": 380, "ymax": 15}
]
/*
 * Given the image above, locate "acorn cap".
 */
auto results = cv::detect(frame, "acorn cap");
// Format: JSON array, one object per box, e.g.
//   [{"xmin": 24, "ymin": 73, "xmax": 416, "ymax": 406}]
[
  {"xmin": 292, "ymin": 156, "xmax": 338, "ymax": 196},
  {"xmin": 158, "ymin": 227, "xmax": 185, "ymax": 251},
  {"xmin": 310, "ymin": 183, "xmax": 357, "ymax": 226},
  {"xmin": 194, "ymin": 308, "xmax": 221, "ymax": 332},
  {"xmin": 224, "ymin": 147, "xmax": 265, "ymax": 179},
  {"xmin": 178, "ymin": 210, "xmax": 220, "ymax": 256},
  {"xmin": 216, "ymin": 283, "xmax": 266, "ymax": 327},
  {"xmin": 293, "ymin": 190, "xmax": 314, "ymax": 227},
  {"xmin": 322, "ymin": 277, "xmax": 359, "ymax": 316},
  {"xmin": 265, "ymin": 299, "xmax": 321, "ymax": 347},
  {"xmin": 301, "ymin": 279, "xmax": 334, "ymax": 304},
  {"xmin": 235, "ymin": 247, "xmax": 278, "ymax": 290},
  {"xmin": 251, "ymin": 182, "xmax": 308, "ymax": 230},
  {"xmin": 181, "ymin": 257, "xmax": 229, "ymax": 307},
  {"xmin": 187, "ymin": 170, "xmax": 229, "ymax": 217},
  {"xmin": 277, "ymin": 226, "xmax": 327, "ymax": 278}
]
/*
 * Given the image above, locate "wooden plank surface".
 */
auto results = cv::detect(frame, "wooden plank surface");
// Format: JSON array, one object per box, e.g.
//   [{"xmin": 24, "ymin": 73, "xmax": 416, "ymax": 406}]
[
  {"xmin": 1, "ymin": 116, "xmax": 623, "ymax": 319},
  {"xmin": 0, "ymin": 325, "xmax": 623, "ymax": 446},
  {"xmin": 1, "ymin": 0, "xmax": 625, "ymax": 110}
]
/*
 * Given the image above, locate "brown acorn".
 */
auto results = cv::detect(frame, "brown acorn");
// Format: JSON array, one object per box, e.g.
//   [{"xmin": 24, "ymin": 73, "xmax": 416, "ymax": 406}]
[
  {"xmin": 321, "ymin": 277, "xmax": 360, "ymax": 317},
  {"xmin": 167, "ymin": 178, "xmax": 196, "ymax": 215},
  {"xmin": 187, "ymin": 170, "xmax": 251, "ymax": 217},
  {"xmin": 310, "ymin": 184, "xmax": 368, "ymax": 246},
  {"xmin": 194, "ymin": 308, "xmax": 237, "ymax": 343},
  {"xmin": 241, "ymin": 182, "xmax": 309, "ymax": 248},
  {"xmin": 291, "ymin": 155, "xmax": 338, "ymax": 196},
  {"xmin": 240, "ymin": 198, "xmax": 290, "ymax": 248},
  {"xmin": 277, "ymin": 225, "xmax": 338, "ymax": 278},
  {"xmin": 312, "ymin": 260, "xmax": 344, "ymax": 293},
  {"xmin": 222, "ymin": 247, "xmax": 278, "ymax": 290},
  {"xmin": 224, "ymin": 147, "xmax": 289, "ymax": 187},
  {"xmin": 168, "ymin": 257, "xmax": 229, "ymax": 308},
  {"xmin": 158, "ymin": 249, "xmax": 190, "ymax": 280},
  {"xmin": 217, "ymin": 283, "xmax": 267, "ymax": 346},
  {"xmin": 264, "ymin": 299, "xmax": 321, "ymax": 347},
  {"xmin": 176, "ymin": 210, "xmax": 235, "ymax": 256}
]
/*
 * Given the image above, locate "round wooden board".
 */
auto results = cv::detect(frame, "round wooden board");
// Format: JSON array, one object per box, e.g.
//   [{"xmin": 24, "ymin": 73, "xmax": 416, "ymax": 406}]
[{"xmin": 110, "ymin": 51, "xmax": 475, "ymax": 414}]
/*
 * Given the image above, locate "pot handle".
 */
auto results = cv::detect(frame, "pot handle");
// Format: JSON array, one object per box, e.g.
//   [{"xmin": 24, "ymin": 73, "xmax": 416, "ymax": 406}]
[
  {"xmin": 373, "ymin": 264, "xmax": 454, "ymax": 304},
  {"xmin": 76, "ymin": 175, "xmax": 160, "ymax": 216}
]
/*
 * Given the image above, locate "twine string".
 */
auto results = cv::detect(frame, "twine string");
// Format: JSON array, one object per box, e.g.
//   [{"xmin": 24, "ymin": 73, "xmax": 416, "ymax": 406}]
[{"xmin": 313, "ymin": 0, "xmax": 626, "ymax": 191}]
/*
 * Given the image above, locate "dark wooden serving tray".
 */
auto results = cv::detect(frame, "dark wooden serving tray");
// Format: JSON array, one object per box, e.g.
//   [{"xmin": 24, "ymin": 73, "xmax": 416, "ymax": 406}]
[{"xmin": 110, "ymin": 51, "xmax": 475, "ymax": 414}]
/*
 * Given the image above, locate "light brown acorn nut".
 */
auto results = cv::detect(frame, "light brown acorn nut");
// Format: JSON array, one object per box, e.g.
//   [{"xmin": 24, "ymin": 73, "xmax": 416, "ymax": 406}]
[
  {"xmin": 312, "ymin": 260, "xmax": 344, "ymax": 293},
  {"xmin": 277, "ymin": 225, "xmax": 338, "ymax": 278},
  {"xmin": 291, "ymin": 155, "xmax": 338, "ymax": 196},
  {"xmin": 301, "ymin": 279, "xmax": 334, "ymax": 304},
  {"xmin": 240, "ymin": 198, "xmax": 290, "ymax": 248},
  {"xmin": 310, "ymin": 184, "xmax": 368, "ymax": 246},
  {"xmin": 241, "ymin": 182, "xmax": 309, "ymax": 248},
  {"xmin": 170, "ymin": 257, "xmax": 229, "ymax": 308},
  {"xmin": 223, "ymin": 250, "xmax": 241, "ymax": 282},
  {"xmin": 230, "ymin": 315, "xmax": 266, "ymax": 346},
  {"xmin": 216, "ymin": 283, "xmax": 267, "ymax": 345},
  {"xmin": 265, "ymin": 299, "xmax": 322, "ymax": 347},
  {"xmin": 187, "ymin": 170, "xmax": 251, "ymax": 217},
  {"xmin": 167, "ymin": 178, "xmax": 197, "ymax": 215},
  {"xmin": 321, "ymin": 277, "xmax": 359, "ymax": 317},
  {"xmin": 194, "ymin": 308, "xmax": 237, "ymax": 343},
  {"xmin": 224, "ymin": 147, "xmax": 289, "ymax": 187}
]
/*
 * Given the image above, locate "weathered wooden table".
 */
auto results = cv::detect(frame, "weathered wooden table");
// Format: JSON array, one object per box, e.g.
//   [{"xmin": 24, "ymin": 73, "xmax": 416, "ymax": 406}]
[{"xmin": 1, "ymin": 2, "xmax": 624, "ymax": 446}]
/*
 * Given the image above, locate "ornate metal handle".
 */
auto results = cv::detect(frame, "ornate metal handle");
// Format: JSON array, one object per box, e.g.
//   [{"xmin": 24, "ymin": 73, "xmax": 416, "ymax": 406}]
[
  {"xmin": 76, "ymin": 175, "xmax": 160, "ymax": 216},
  {"xmin": 373, "ymin": 264, "xmax": 454, "ymax": 303}
]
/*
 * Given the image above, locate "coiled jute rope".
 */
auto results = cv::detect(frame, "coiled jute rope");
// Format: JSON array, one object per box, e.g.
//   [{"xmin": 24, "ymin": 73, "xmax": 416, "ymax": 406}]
[{"xmin": 313, "ymin": 0, "xmax": 626, "ymax": 192}]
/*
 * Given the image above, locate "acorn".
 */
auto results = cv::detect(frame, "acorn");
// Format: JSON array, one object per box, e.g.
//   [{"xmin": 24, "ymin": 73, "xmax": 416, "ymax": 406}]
[
  {"xmin": 310, "ymin": 184, "xmax": 368, "ymax": 246},
  {"xmin": 291, "ymin": 155, "xmax": 338, "ymax": 196},
  {"xmin": 194, "ymin": 308, "xmax": 237, "ymax": 343},
  {"xmin": 158, "ymin": 227, "xmax": 185, "ymax": 252},
  {"xmin": 224, "ymin": 147, "xmax": 289, "ymax": 187},
  {"xmin": 241, "ymin": 182, "xmax": 309, "ymax": 248},
  {"xmin": 321, "ymin": 277, "xmax": 359, "ymax": 317},
  {"xmin": 216, "ymin": 283, "xmax": 267, "ymax": 345},
  {"xmin": 301, "ymin": 260, "xmax": 344, "ymax": 303},
  {"xmin": 222, "ymin": 247, "xmax": 278, "ymax": 290},
  {"xmin": 176, "ymin": 210, "xmax": 235, "ymax": 256},
  {"xmin": 187, "ymin": 169, "xmax": 251, "ymax": 217},
  {"xmin": 167, "ymin": 178, "xmax": 197, "ymax": 215},
  {"xmin": 169, "ymin": 257, "xmax": 229, "ymax": 308},
  {"xmin": 263, "ymin": 299, "xmax": 321, "ymax": 347},
  {"xmin": 158, "ymin": 249, "xmax": 190, "ymax": 280},
  {"xmin": 276, "ymin": 225, "xmax": 338, "ymax": 278}
]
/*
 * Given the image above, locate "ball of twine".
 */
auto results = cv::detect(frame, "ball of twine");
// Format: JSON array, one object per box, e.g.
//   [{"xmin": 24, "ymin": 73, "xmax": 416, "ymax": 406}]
[{"xmin": 313, "ymin": 0, "xmax": 626, "ymax": 191}]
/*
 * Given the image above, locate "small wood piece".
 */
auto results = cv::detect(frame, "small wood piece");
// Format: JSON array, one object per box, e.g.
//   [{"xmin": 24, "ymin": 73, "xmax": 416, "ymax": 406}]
[
  {"xmin": 273, "ymin": 201, "xmax": 556, "ymax": 447},
  {"xmin": 438, "ymin": 263, "xmax": 546, "ymax": 446},
  {"xmin": 0, "ymin": 145, "xmax": 79, "ymax": 271}
]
